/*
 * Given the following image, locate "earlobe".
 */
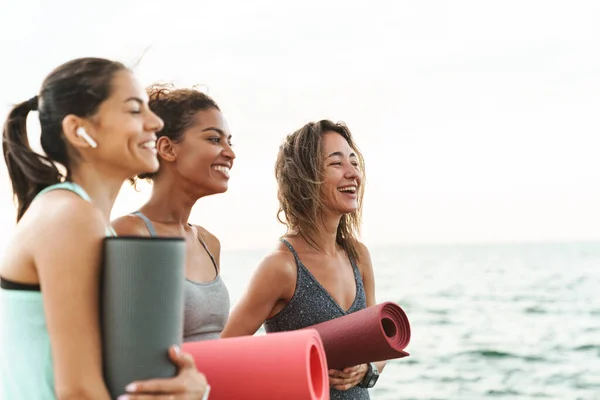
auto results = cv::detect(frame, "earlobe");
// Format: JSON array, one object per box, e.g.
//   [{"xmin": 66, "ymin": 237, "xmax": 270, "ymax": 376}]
[{"xmin": 156, "ymin": 136, "xmax": 177, "ymax": 162}]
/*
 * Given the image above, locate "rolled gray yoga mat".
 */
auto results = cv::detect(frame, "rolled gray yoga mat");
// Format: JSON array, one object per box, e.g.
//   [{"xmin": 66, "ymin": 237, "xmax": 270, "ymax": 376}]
[{"xmin": 101, "ymin": 236, "xmax": 186, "ymax": 399}]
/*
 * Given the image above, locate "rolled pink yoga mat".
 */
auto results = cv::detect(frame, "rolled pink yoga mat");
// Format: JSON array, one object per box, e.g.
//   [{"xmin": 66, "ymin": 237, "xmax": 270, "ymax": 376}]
[
  {"xmin": 307, "ymin": 302, "xmax": 411, "ymax": 370},
  {"xmin": 182, "ymin": 329, "xmax": 329, "ymax": 400}
]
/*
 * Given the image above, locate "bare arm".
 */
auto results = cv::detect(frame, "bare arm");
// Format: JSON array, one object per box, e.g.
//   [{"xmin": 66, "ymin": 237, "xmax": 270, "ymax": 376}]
[
  {"xmin": 220, "ymin": 251, "xmax": 295, "ymax": 338},
  {"xmin": 356, "ymin": 242, "xmax": 387, "ymax": 373},
  {"xmin": 329, "ymin": 242, "xmax": 386, "ymax": 391},
  {"xmin": 35, "ymin": 195, "xmax": 111, "ymax": 400}
]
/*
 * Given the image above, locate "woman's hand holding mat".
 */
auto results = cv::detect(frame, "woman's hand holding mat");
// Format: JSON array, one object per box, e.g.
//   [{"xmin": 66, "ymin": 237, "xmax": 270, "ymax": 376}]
[
  {"xmin": 328, "ymin": 364, "xmax": 368, "ymax": 391},
  {"xmin": 117, "ymin": 345, "xmax": 209, "ymax": 400}
]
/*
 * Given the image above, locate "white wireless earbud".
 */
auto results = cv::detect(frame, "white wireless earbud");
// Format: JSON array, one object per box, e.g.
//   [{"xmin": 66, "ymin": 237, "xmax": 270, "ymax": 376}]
[{"xmin": 76, "ymin": 127, "xmax": 98, "ymax": 149}]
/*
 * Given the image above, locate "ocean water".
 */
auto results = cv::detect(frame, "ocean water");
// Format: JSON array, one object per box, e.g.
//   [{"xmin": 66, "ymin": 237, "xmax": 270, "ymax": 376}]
[
  {"xmin": 221, "ymin": 242, "xmax": 600, "ymax": 400},
  {"xmin": 1, "ymin": 241, "xmax": 597, "ymax": 399}
]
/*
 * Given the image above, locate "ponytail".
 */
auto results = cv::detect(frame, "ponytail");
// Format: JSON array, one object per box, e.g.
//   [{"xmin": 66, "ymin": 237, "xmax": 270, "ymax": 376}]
[
  {"xmin": 2, "ymin": 57, "xmax": 127, "ymax": 221},
  {"xmin": 2, "ymin": 96, "xmax": 63, "ymax": 221}
]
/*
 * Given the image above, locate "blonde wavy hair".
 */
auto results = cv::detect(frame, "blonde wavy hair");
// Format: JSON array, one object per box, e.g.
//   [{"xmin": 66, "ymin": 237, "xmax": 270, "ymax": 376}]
[{"xmin": 275, "ymin": 120, "xmax": 366, "ymax": 262}]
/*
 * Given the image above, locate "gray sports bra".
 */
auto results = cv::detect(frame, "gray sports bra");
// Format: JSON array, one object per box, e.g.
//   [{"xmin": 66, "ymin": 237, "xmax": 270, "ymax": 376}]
[{"xmin": 131, "ymin": 211, "xmax": 230, "ymax": 342}]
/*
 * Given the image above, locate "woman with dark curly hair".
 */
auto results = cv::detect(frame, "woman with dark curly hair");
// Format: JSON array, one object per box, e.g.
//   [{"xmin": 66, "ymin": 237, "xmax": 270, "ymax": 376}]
[
  {"xmin": 221, "ymin": 120, "xmax": 387, "ymax": 400},
  {"xmin": 112, "ymin": 84, "xmax": 234, "ymax": 343}
]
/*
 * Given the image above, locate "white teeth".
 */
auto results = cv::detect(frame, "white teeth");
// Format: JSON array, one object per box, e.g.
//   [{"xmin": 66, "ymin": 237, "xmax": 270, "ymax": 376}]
[
  {"xmin": 338, "ymin": 186, "xmax": 357, "ymax": 193},
  {"xmin": 212, "ymin": 165, "xmax": 230, "ymax": 177},
  {"xmin": 141, "ymin": 141, "xmax": 156, "ymax": 149}
]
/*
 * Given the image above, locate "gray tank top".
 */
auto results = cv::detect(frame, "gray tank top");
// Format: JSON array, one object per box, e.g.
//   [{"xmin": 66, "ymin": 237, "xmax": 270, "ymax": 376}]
[
  {"xmin": 264, "ymin": 239, "xmax": 370, "ymax": 400},
  {"xmin": 131, "ymin": 211, "xmax": 230, "ymax": 342}
]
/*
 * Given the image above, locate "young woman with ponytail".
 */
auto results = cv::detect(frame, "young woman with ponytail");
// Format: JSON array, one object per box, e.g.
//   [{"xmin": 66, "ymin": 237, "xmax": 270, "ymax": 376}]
[{"xmin": 0, "ymin": 58, "xmax": 210, "ymax": 400}]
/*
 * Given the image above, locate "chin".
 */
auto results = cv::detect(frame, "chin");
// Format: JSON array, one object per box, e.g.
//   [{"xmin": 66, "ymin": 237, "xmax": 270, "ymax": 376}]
[
  {"xmin": 138, "ymin": 155, "xmax": 159, "ymax": 171},
  {"xmin": 331, "ymin": 205, "xmax": 357, "ymax": 215},
  {"xmin": 215, "ymin": 185, "xmax": 229, "ymax": 194},
  {"xmin": 204, "ymin": 182, "xmax": 229, "ymax": 195},
  {"xmin": 341, "ymin": 204, "xmax": 359, "ymax": 214},
  {"xmin": 133, "ymin": 160, "xmax": 159, "ymax": 177}
]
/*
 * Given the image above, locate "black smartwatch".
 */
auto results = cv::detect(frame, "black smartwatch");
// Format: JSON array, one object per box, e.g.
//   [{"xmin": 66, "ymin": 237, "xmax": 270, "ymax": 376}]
[{"xmin": 358, "ymin": 362, "xmax": 380, "ymax": 389}]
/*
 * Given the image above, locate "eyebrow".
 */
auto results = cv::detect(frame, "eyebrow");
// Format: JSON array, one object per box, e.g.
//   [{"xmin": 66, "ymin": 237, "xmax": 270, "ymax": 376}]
[
  {"xmin": 124, "ymin": 97, "xmax": 145, "ymax": 105},
  {"xmin": 327, "ymin": 151, "xmax": 357, "ymax": 158},
  {"xmin": 202, "ymin": 127, "xmax": 233, "ymax": 139}
]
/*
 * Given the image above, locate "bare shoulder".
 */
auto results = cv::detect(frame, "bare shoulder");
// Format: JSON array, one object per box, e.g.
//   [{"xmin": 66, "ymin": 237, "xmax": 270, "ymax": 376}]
[
  {"xmin": 26, "ymin": 189, "xmax": 105, "ymax": 235},
  {"xmin": 111, "ymin": 214, "xmax": 150, "ymax": 236},
  {"xmin": 255, "ymin": 241, "xmax": 297, "ymax": 280},
  {"xmin": 355, "ymin": 241, "xmax": 372, "ymax": 259},
  {"xmin": 3, "ymin": 190, "xmax": 105, "ymax": 276},
  {"xmin": 20, "ymin": 190, "xmax": 109, "ymax": 263},
  {"xmin": 193, "ymin": 225, "xmax": 221, "ymax": 252},
  {"xmin": 354, "ymin": 241, "xmax": 377, "ymax": 305},
  {"xmin": 354, "ymin": 240, "xmax": 374, "ymax": 273}
]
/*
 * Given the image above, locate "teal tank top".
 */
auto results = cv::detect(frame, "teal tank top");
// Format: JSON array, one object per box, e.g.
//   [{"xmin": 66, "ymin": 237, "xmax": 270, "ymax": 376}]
[{"xmin": 0, "ymin": 182, "xmax": 116, "ymax": 399}]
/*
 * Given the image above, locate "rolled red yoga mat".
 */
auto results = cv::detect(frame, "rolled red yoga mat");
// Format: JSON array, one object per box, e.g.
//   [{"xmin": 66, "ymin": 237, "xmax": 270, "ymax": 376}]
[
  {"xmin": 307, "ymin": 301, "xmax": 411, "ymax": 370},
  {"xmin": 182, "ymin": 329, "xmax": 329, "ymax": 400}
]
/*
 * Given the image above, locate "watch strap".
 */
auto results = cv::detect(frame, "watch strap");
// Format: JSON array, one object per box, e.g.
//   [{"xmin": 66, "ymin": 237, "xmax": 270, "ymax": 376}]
[{"xmin": 359, "ymin": 363, "xmax": 379, "ymax": 388}]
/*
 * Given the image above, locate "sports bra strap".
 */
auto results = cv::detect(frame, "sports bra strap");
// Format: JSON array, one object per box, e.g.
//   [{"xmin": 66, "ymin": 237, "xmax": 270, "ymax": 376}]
[{"xmin": 131, "ymin": 211, "xmax": 158, "ymax": 237}]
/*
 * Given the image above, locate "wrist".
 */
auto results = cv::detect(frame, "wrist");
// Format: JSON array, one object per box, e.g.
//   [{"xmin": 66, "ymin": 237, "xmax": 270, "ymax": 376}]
[
  {"xmin": 359, "ymin": 362, "xmax": 380, "ymax": 389},
  {"xmin": 362, "ymin": 364, "xmax": 369, "ymax": 376}
]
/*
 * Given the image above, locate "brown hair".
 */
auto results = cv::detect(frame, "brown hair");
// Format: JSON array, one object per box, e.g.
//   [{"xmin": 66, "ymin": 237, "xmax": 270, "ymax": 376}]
[
  {"xmin": 2, "ymin": 57, "xmax": 127, "ymax": 221},
  {"xmin": 136, "ymin": 83, "xmax": 220, "ymax": 180},
  {"xmin": 275, "ymin": 120, "xmax": 366, "ymax": 262}
]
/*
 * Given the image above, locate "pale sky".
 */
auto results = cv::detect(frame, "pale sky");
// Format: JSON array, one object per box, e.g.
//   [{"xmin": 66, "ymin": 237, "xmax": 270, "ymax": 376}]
[{"xmin": 0, "ymin": 0, "xmax": 599, "ymax": 251}]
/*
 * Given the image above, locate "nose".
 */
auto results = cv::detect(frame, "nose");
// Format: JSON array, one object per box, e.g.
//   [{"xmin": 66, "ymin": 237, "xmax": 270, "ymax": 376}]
[
  {"xmin": 222, "ymin": 141, "xmax": 236, "ymax": 161},
  {"xmin": 344, "ymin": 162, "xmax": 360, "ymax": 180},
  {"xmin": 146, "ymin": 110, "xmax": 164, "ymax": 133}
]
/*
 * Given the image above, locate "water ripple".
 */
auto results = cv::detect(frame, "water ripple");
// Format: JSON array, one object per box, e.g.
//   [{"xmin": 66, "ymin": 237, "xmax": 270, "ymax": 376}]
[{"xmin": 448, "ymin": 349, "xmax": 546, "ymax": 362}]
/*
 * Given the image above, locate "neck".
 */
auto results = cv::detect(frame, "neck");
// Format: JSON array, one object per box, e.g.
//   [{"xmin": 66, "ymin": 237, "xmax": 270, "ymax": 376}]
[
  {"xmin": 69, "ymin": 164, "xmax": 126, "ymax": 221},
  {"xmin": 299, "ymin": 211, "xmax": 342, "ymax": 256},
  {"xmin": 141, "ymin": 173, "xmax": 202, "ymax": 225}
]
